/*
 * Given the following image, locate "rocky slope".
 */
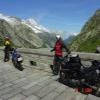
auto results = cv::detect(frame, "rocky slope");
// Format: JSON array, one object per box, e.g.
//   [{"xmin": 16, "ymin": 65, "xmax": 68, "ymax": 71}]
[
  {"xmin": 64, "ymin": 35, "xmax": 75, "ymax": 45},
  {"xmin": 0, "ymin": 14, "xmax": 55, "ymax": 48},
  {"xmin": 38, "ymin": 32, "xmax": 56, "ymax": 48},
  {"xmin": 70, "ymin": 9, "xmax": 100, "ymax": 52}
]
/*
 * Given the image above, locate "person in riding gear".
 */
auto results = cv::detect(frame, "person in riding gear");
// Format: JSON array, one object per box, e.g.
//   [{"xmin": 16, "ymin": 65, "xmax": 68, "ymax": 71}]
[
  {"xmin": 51, "ymin": 34, "xmax": 70, "ymax": 75},
  {"xmin": 4, "ymin": 36, "xmax": 12, "ymax": 62}
]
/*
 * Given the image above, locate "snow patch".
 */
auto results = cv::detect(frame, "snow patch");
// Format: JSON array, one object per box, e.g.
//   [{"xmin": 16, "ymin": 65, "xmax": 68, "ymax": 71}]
[
  {"xmin": 72, "ymin": 32, "xmax": 79, "ymax": 36},
  {"xmin": 0, "ymin": 13, "xmax": 20, "ymax": 25},
  {"xmin": 0, "ymin": 13, "xmax": 50, "ymax": 33},
  {"xmin": 22, "ymin": 18, "xmax": 50, "ymax": 33}
]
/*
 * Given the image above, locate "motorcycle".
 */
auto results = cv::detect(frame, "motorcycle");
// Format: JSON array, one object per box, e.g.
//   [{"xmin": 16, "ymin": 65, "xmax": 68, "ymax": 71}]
[
  {"xmin": 11, "ymin": 49, "xmax": 24, "ymax": 71},
  {"xmin": 80, "ymin": 60, "xmax": 100, "ymax": 86},
  {"xmin": 59, "ymin": 54, "xmax": 82, "ymax": 83},
  {"xmin": 58, "ymin": 54, "xmax": 100, "ymax": 96}
]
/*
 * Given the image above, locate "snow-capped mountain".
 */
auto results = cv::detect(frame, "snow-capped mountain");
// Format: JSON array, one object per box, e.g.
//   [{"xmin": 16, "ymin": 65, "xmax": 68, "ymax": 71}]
[
  {"xmin": 0, "ymin": 13, "xmax": 49, "ymax": 33},
  {"xmin": 22, "ymin": 18, "xmax": 49, "ymax": 33},
  {"xmin": 0, "ymin": 14, "xmax": 21, "ymax": 25},
  {"xmin": 0, "ymin": 13, "xmax": 55, "ymax": 48}
]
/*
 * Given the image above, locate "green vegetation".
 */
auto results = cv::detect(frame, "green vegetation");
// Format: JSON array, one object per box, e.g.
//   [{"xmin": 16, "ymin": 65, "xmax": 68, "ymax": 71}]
[
  {"xmin": 0, "ymin": 36, "xmax": 3, "ymax": 46},
  {"xmin": 70, "ymin": 9, "xmax": 100, "ymax": 52},
  {"xmin": 78, "ymin": 34, "xmax": 100, "ymax": 52}
]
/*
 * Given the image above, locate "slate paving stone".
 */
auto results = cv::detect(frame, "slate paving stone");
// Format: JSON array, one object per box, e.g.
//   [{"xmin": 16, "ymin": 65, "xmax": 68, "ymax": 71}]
[
  {"xmin": 8, "ymin": 94, "xmax": 26, "ymax": 100},
  {"xmin": 0, "ymin": 50, "xmax": 99, "ymax": 100},
  {"xmin": 22, "ymin": 85, "xmax": 42, "ymax": 96},
  {"xmin": 86, "ymin": 94, "xmax": 100, "ymax": 100},
  {"xmin": 41, "ymin": 91, "xmax": 59, "ymax": 100},
  {"xmin": 24, "ymin": 95, "xmax": 40, "ymax": 100}
]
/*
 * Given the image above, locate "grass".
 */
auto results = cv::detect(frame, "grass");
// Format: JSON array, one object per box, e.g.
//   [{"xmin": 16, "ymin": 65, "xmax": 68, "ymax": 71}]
[{"xmin": 78, "ymin": 35, "xmax": 100, "ymax": 52}]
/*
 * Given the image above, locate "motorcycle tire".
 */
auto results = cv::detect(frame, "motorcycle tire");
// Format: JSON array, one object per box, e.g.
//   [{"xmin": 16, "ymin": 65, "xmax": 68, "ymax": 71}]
[{"xmin": 14, "ymin": 62, "xmax": 24, "ymax": 71}]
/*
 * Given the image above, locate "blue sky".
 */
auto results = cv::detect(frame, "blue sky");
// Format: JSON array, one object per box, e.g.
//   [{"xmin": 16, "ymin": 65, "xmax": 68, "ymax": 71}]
[{"xmin": 0, "ymin": 0, "xmax": 100, "ymax": 35}]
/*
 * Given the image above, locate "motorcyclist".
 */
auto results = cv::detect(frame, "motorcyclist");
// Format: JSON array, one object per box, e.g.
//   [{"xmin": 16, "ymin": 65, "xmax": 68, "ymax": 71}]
[
  {"xmin": 51, "ymin": 34, "xmax": 70, "ymax": 75},
  {"xmin": 4, "ymin": 36, "xmax": 12, "ymax": 62}
]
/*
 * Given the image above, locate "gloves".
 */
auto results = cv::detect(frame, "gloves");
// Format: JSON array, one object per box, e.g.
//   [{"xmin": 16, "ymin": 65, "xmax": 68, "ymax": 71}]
[
  {"xmin": 50, "ymin": 49, "xmax": 54, "ymax": 52},
  {"xmin": 68, "ymin": 50, "xmax": 71, "ymax": 54}
]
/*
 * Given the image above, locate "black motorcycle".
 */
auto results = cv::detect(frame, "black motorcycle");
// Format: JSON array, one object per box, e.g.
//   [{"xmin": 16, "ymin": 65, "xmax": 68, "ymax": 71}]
[
  {"xmin": 59, "ymin": 54, "xmax": 100, "ymax": 96},
  {"xmin": 81, "ymin": 60, "xmax": 100, "ymax": 86},
  {"xmin": 59, "ymin": 54, "xmax": 82, "ymax": 84}
]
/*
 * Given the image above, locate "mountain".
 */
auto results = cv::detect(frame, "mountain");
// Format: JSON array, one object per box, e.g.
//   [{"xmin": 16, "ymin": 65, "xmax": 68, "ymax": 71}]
[
  {"xmin": 38, "ymin": 32, "xmax": 56, "ymax": 48},
  {"xmin": 70, "ymin": 9, "xmax": 100, "ymax": 52},
  {"xmin": 22, "ymin": 18, "xmax": 50, "ymax": 33},
  {"xmin": 0, "ymin": 13, "xmax": 55, "ymax": 48},
  {"xmin": 64, "ymin": 35, "xmax": 75, "ymax": 45}
]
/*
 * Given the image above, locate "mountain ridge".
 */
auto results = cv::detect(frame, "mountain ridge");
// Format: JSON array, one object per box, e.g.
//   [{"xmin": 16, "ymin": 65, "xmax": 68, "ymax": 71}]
[
  {"xmin": 70, "ymin": 9, "xmax": 100, "ymax": 52},
  {"xmin": 0, "ymin": 13, "xmax": 56, "ymax": 48}
]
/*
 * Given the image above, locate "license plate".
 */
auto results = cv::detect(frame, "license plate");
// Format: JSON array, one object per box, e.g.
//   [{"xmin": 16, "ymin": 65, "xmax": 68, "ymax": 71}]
[{"xmin": 18, "ymin": 57, "xmax": 23, "ymax": 61}]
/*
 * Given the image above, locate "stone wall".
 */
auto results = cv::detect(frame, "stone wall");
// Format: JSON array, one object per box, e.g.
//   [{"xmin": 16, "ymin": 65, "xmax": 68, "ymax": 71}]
[{"xmin": 0, "ymin": 48, "xmax": 100, "ymax": 61}]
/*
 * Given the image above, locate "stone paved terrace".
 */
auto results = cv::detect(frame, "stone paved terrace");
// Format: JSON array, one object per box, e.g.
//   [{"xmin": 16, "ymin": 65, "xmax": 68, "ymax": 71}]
[{"xmin": 0, "ymin": 48, "xmax": 100, "ymax": 100}]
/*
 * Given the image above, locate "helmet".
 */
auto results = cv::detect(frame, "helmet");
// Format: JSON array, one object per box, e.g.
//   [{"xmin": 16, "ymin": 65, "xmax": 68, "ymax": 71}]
[
  {"xmin": 4, "ymin": 36, "xmax": 11, "ymax": 46},
  {"xmin": 56, "ymin": 34, "xmax": 61, "ymax": 40},
  {"xmin": 5, "ymin": 36, "xmax": 10, "ymax": 41}
]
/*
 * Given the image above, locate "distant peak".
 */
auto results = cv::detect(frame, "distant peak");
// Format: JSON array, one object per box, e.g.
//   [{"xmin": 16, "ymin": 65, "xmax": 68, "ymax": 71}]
[
  {"xmin": 96, "ymin": 9, "xmax": 100, "ymax": 12},
  {"xmin": 0, "ymin": 13, "xmax": 21, "ymax": 24},
  {"xmin": 26, "ymin": 18, "xmax": 38, "ymax": 26},
  {"xmin": 73, "ymin": 32, "xmax": 79, "ymax": 36},
  {"xmin": 0, "ymin": 13, "xmax": 50, "ymax": 33},
  {"xmin": 0, "ymin": 13, "xmax": 7, "ymax": 18}
]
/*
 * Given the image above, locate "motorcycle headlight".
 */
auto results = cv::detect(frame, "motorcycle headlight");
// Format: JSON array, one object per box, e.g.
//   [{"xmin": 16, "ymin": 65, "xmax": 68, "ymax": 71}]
[
  {"xmin": 96, "ymin": 69, "xmax": 100, "ymax": 74},
  {"xmin": 18, "ymin": 57, "xmax": 23, "ymax": 61},
  {"xmin": 81, "ymin": 79, "xmax": 85, "ymax": 82}
]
